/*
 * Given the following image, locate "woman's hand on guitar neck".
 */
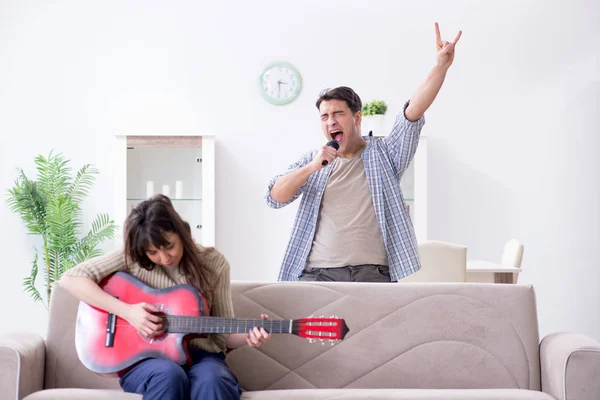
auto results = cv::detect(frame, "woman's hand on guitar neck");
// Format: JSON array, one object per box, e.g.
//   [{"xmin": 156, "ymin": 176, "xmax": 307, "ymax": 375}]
[
  {"xmin": 246, "ymin": 314, "xmax": 271, "ymax": 348},
  {"xmin": 124, "ymin": 302, "xmax": 165, "ymax": 338},
  {"xmin": 226, "ymin": 314, "xmax": 272, "ymax": 349}
]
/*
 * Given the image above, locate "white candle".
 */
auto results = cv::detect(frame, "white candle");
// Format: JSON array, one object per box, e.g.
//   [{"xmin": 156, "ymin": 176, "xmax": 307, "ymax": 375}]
[
  {"xmin": 175, "ymin": 181, "xmax": 183, "ymax": 199},
  {"xmin": 146, "ymin": 181, "xmax": 154, "ymax": 198},
  {"xmin": 162, "ymin": 184, "xmax": 170, "ymax": 197}
]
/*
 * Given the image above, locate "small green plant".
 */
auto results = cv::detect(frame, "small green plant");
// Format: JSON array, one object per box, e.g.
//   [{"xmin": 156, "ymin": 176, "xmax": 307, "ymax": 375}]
[
  {"xmin": 362, "ymin": 100, "xmax": 388, "ymax": 116},
  {"xmin": 6, "ymin": 151, "xmax": 116, "ymax": 308}
]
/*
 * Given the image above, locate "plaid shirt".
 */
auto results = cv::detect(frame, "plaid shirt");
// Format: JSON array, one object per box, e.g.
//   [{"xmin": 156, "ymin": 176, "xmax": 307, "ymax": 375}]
[{"xmin": 266, "ymin": 103, "xmax": 425, "ymax": 282}]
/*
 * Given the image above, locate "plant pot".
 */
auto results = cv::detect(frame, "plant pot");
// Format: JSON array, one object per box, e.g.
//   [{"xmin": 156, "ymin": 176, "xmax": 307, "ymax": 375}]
[{"xmin": 362, "ymin": 114, "xmax": 385, "ymax": 137}]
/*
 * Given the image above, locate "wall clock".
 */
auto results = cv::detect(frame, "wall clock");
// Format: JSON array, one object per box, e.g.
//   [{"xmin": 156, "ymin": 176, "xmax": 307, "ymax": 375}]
[{"xmin": 259, "ymin": 61, "xmax": 302, "ymax": 105}]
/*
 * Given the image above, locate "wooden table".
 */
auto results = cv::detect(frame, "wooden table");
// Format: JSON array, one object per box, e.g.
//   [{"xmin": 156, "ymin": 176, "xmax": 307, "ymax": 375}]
[{"xmin": 466, "ymin": 261, "xmax": 522, "ymax": 284}]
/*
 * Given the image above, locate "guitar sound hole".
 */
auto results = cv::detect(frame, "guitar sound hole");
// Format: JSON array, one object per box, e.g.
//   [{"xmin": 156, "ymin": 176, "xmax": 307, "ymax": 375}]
[{"xmin": 138, "ymin": 304, "xmax": 170, "ymax": 344}]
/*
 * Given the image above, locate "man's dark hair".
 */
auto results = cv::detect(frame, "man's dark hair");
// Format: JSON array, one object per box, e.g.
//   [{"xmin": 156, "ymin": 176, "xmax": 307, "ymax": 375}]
[{"xmin": 315, "ymin": 86, "xmax": 363, "ymax": 114}]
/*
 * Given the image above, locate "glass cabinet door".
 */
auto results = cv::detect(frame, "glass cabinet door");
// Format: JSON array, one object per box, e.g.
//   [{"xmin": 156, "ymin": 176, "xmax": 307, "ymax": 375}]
[
  {"xmin": 127, "ymin": 145, "xmax": 203, "ymax": 240},
  {"xmin": 400, "ymin": 160, "xmax": 415, "ymax": 222}
]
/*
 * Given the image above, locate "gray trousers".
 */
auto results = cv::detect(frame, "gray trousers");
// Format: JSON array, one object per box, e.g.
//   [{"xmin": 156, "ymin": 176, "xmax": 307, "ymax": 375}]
[{"xmin": 298, "ymin": 264, "xmax": 392, "ymax": 282}]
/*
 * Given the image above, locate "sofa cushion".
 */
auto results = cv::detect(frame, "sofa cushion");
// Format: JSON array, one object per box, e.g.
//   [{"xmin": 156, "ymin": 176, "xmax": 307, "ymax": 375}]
[
  {"xmin": 226, "ymin": 282, "xmax": 541, "ymax": 392},
  {"xmin": 23, "ymin": 388, "xmax": 555, "ymax": 400},
  {"xmin": 23, "ymin": 389, "xmax": 140, "ymax": 399},
  {"xmin": 241, "ymin": 389, "xmax": 555, "ymax": 399}
]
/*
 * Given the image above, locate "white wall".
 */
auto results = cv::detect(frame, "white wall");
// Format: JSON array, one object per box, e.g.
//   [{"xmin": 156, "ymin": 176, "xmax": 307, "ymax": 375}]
[{"xmin": 1, "ymin": 0, "xmax": 598, "ymax": 340}]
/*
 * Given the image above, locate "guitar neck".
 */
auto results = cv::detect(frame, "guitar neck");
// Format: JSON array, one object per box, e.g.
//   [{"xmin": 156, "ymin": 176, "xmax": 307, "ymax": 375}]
[{"xmin": 165, "ymin": 316, "xmax": 295, "ymax": 335}]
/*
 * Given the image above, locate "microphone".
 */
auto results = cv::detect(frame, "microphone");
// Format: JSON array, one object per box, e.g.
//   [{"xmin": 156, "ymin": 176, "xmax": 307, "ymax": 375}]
[{"xmin": 321, "ymin": 139, "xmax": 340, "ymax": 166}]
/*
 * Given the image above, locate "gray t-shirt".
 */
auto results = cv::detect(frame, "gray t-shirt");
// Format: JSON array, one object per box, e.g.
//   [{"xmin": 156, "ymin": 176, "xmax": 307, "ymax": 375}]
[{"xmin": 307, "ymin": 146, "xmax": 388, "ymax": 268}]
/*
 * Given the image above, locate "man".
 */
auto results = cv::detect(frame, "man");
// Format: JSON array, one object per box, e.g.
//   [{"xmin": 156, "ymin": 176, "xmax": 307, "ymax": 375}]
[{"xmin": 265, "ymin": 23, "xmax": 462, "ymax": 282}]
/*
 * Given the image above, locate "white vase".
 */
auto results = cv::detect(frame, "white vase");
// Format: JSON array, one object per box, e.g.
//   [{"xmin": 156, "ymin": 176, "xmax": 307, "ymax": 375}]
[
  {"xmin": 362, "ymin": 114, "xmax": 385, "ymax": 137},
  {"xmin": 146, "ymin": 181, "xmax": 154, "ymax": 198},
  {"xmin": 175, "ymin": 181, "xmax": 184, "ymax": 199}
]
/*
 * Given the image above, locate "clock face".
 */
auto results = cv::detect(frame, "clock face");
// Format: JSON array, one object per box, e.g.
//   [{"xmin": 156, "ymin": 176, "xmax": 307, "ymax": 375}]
[{"xmin": 259, "ymin": 62, "xmax": 302, "ymax": 105}]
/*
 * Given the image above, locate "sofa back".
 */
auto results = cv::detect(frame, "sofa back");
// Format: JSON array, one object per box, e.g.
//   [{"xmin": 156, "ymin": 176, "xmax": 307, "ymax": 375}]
[
  {"xmin": 225, "ymin": 282, "xmax": 541, "ymax": 391},
  {"xmin": 45, "ymin": 281, "xmax": 541, "ymax": 392}
]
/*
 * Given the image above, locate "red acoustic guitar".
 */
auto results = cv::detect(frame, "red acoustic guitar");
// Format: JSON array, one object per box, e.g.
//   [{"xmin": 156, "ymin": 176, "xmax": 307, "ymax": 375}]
[{"xmin": 75, "ymin": 272, "xmax": 349, "ymax": 375}]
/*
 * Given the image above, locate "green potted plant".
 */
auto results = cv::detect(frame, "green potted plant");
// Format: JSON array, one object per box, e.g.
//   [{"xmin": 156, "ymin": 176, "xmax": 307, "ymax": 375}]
[
  {"xmin": 6, "ymin": 151, "xmax": 117, "ymax": 308},
  {"xmin": 361, "ymin": 100, "xmax": 387, "ymax": 136}
]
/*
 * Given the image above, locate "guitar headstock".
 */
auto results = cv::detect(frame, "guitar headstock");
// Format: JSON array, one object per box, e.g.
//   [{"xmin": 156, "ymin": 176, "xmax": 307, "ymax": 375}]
[{"xmin": 293, "ymin": 316, "xmax": 349, "ymax": 345}]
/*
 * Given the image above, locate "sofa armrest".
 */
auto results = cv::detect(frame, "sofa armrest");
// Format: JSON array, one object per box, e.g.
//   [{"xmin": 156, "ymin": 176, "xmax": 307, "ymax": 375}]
[
  {"xmin": 0, "ymin": 332, "xmax": 46, "ymax": 400},
  {"xmin": 540, "ymin": 331, "xmax": 600, "ymax": 400}
]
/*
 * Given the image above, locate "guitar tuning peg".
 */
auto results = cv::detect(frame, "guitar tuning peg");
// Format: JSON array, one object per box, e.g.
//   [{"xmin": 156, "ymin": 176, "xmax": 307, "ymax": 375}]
[
  {"xmin": 320, "ymin": 339, "xmax": 326, "ymax": 346},
  {"xmin": 308, "ymin": 338, "xmax": 316, "ymax": 344},
  {"xmin": 329, "ymin": 340, "xmax": 336, "ymax": 346}
]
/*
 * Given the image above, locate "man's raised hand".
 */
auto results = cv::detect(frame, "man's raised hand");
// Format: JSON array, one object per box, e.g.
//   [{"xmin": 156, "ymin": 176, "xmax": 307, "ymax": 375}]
[{"xmin": 435, "ymin": 22, "xmax": 462, "ymax": 69}]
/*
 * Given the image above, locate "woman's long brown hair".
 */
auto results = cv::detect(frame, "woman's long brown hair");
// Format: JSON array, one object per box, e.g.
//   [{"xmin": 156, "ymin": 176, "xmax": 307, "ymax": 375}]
[{"xmin": 123, "ymin": 194, "xmax": 216, "ymax": 305}]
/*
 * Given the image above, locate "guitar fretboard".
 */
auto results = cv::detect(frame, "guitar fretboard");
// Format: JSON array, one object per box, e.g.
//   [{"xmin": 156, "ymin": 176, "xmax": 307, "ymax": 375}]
[{"xmin": 165, "ymin": 316, "xmax": 295, "ymax": 334}]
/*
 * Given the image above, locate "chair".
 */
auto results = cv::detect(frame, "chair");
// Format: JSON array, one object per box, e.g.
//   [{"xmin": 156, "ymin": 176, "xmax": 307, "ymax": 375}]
[
  {"xmin": 500, "ymin": 238, "xmax": 525, "ymax": 283},
  {"xmin": 502, "ymin": 239, "xmax": 524, "ymax": 268},
  {"xmin": 400, "ymin": 240, "xmax": 467, "ymax": 282}
]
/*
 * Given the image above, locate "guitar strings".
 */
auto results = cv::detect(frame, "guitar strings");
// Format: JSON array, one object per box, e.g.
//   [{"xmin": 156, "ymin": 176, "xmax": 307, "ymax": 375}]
[{"xmin": 107, "ymin": 322, "xmax": 317, "ymax": 328}]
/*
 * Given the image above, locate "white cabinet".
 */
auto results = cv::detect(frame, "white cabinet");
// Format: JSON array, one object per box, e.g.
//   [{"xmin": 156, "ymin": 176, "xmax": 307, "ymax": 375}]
[
  {"xmin": 405, "ymin": 136, "xmax": 428, "ymax": 242},
  {"xmin": 372, "ymin": 135, "xmax": 428, "ymax": 242},
  {"xmin": 113, "ymin": 135, "xmax": 216, "ymax": 247}
]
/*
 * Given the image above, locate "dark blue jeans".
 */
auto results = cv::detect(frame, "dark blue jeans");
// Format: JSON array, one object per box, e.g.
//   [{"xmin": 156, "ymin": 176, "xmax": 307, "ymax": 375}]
[
  {"xmin": 119, "ymin": 349, "xmax": 241, "ymax": 400},
  {"xmin": 299, "ymin": 264, "xmax": 392, "ymax": 282}
]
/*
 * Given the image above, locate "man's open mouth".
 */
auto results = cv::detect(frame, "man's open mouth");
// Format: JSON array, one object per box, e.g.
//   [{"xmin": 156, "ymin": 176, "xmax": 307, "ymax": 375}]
[{"xmin": 330, "ymin": 130, "xmax": 343, "ymax": 143}]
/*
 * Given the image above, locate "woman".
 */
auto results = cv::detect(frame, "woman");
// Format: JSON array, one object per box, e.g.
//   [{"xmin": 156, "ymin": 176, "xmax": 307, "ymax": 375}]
[{"xmin": 61, "ymin": 194, "xmax": 269, "ymax": 400}]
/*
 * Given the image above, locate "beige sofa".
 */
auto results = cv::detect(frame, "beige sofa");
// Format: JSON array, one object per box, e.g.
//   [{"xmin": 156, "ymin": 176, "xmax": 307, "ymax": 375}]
[{"xmin": 2, "ymin": 281, "xmax": 599, "ymax": 399}]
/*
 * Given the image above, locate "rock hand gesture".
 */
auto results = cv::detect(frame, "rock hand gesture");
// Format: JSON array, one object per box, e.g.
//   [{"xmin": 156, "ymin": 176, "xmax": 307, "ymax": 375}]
[{"xmin": 435, "ymin": 22, "xmax": 462, "ymax": 70}]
